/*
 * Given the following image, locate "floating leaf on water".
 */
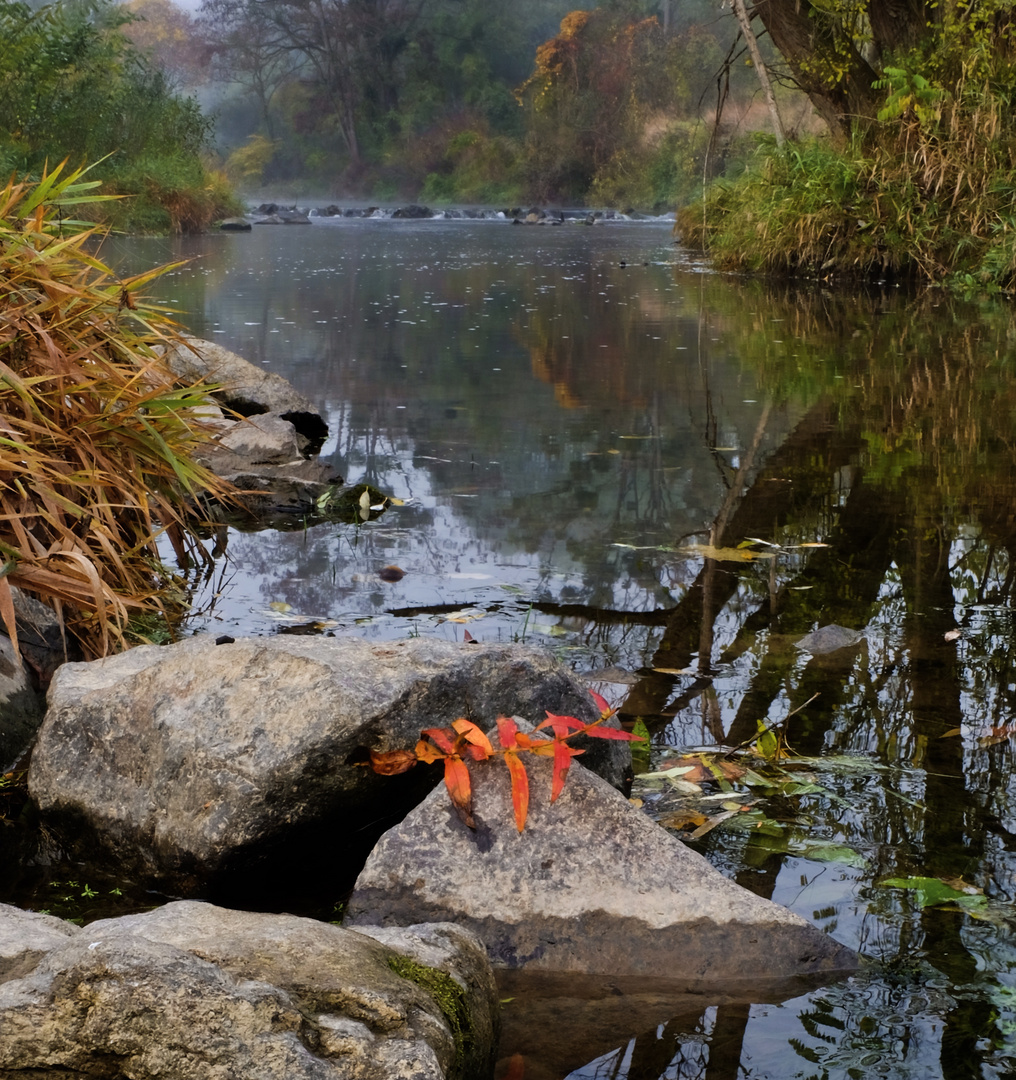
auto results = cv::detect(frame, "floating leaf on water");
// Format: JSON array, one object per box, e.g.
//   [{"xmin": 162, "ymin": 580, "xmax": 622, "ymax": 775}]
[
  {"xmin": 681, "ymin": 543, "xmax": 775, "ymax": 562},
  {"xmin": 440, "ymin": 607, "xmax": 487, "ymax": 624},
  {"xmin": 797, "ymin": 542, "xmax": 832, "ymax": 549},
  {"xmin": 268, "ymin": 601, "xmax": 292, "ymax": 613},
  {"xmin": 944, "ymin": 629, "xmax": 962, "ymax": 641},
  {"xmin": 690, "ymin": 808, "xmax": 741, "ymax": 839},
  {"xmin": 532, "ymin": 623, "xmax": 568, "ymax": 637},
  {"xmin": 660, "ymin": 808, "xmax": 708, "ymax": 831},
  {"xmin": 640, "ymin": 765, "xmax": 697, "ymax": 780},
  {"xmin": 652, "ymin": 666, "xmax": 693, "ymax": 675},
  {"xmin": 358, "ymin": 490, "xmax": 371, "ymax": 510},
  {"xmin": 977, "ymin": 726, "xmax": 1016, "ymax": 747},
  {"xmin": 797, "ymin": 841, "xmax": 867, "ymax": 868},
  {"xmin": 378, "ymin": 565, "xmax": 405, "ymax": 583},
  {"xmin": 941, "ymin": 727, "xmax": 963, "ymax": 738},
  {"xmin": 880, "ymin": 876, "xmax": 988, "ymax": 909},
  {"xmin": 607, "ymin": 449, "xmax": 621, "ymax": 455}
]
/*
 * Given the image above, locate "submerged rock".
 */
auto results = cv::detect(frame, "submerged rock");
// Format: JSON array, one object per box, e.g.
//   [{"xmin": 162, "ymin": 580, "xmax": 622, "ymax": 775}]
[
  {"xmin": 29, "ymin": 638, "xmax": 630, "ymax": 899},
  {"xmin": 0, "ymin": 900, "xmax": 496, "ymax": 1080},
  {"xmin": 795, "ymin": 624, "xmax": 863, "ymax": 655},
  {"xmin": 345, "ymin": 751, "xmax": 857, "ymax": 981}
]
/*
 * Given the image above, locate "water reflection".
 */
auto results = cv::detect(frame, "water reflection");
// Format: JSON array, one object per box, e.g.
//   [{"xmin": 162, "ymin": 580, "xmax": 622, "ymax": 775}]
[{"xmin": 104, "ymin": 223, "xmax": 1016, "ymax": 1078}]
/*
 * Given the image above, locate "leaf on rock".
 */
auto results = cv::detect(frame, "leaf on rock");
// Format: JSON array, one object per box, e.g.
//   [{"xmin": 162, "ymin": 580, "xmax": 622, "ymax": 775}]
[
  {"xmin": 504, "ymin": 750, "xmax": 529, "ymax": 831},
  {"xmin": 367, "ymin": 748, "xmax": 419, "ymax": 775},
  {"xmin": 452, "ymin": 717, "xmax": 495, "ymax": 758},
  {"xmin": 443, "ymin": 757, "xmax": 475, "ymax": 829}
]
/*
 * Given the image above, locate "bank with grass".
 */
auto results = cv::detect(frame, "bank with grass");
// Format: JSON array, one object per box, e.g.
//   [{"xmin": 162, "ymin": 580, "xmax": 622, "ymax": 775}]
[{"xmin": 678, "ymin": 3, "xmax": 1016, "ymax": 293}]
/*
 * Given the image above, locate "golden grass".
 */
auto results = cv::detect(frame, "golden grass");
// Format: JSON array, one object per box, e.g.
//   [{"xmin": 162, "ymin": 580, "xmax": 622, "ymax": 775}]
[{"xmin": 0, "ymin": 162, "xmax": 236, "ymax": 657}]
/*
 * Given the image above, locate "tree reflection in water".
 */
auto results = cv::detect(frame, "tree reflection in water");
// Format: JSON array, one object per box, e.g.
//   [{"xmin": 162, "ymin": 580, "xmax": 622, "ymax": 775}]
[{"xmin": 107, "ymin": 224, "xmax": 1016, "ymax": 1078}]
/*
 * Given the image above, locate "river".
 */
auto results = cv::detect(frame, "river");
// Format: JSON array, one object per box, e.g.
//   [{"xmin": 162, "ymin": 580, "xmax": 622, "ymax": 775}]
[{"xmin": 89, "ymin": 216, "xmax": 1016, "ymax": 1078}]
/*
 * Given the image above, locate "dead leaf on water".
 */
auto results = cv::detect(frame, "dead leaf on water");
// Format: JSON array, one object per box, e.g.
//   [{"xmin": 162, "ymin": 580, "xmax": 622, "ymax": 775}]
[
  {"xmin": 944, "ymin": 629, "xmax": 962, "ymax": 642},
  {"xmin": 440, "ymin": 607, "xmax": 487, "ymax": 624},
  {"xmin": 681, "ymin": 543, "xmax": 775, "ymax": 562},
  {"xmin": 378, "ymin": 565, "xmax": 405, "ymax": 582},
  {"xmin": 941, "ymin": 727, "xmax": 963, "ymax": 738},
  {"xmin": 977, "ymin": 726, "xmax": 1016, "ymax": 747},
  {"xmin": 653, "ymin": 666, "xmax": 693, "ymax": 676},
  {"xmin": 660, "ymin": 809, "xmax": 708, "ymax": 831}
]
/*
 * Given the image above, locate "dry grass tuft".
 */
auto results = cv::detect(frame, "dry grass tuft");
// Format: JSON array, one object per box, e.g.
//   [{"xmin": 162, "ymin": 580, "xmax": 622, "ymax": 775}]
[{"xmin": 0, "ymin": 162, "xmax": 236, "ymax": 657}]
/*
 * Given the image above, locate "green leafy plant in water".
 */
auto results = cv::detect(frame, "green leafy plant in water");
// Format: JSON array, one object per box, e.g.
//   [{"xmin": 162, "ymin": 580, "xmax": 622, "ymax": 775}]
[{"xmin": 880, "ymin": 875, "xmax": 988, "ymax": 910}]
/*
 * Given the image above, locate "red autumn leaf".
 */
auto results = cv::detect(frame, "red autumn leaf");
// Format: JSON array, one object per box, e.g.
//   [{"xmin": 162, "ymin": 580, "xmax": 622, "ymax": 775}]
[
  {"xmin": 443, "ymin": 756, "xmax": 475, "ymax": 828},
  {"xmin": 367, "ymin": 748, "xmax": 419, "ymax": 775},
  {"xmin": 551, "ymin": 739, "xmax": 579, "ymax": 801},
  {"xmin": 536, "ymin": 711, "xmax": 586, "ymax": 736},
  {"xmin": 504, "ymin": 749, "xmax": 529, "ymax": 831},
  {"xmin": 589, "ymin": 689, "xmax": 615, "ymax": 718},
  {"xmin": 579, "ymin": 723, "xmax": 645, "ymax": 741},
  {"xmin": 421, "ymin": 726, "xmax": 458, "ymax": 755},
  {"xmin": 452, "ymin": 717, "xmax": 495, "ymax": 758},
  {"xmin": 496, "ymin": 716, "xmax": 520, "ymax": 749}
]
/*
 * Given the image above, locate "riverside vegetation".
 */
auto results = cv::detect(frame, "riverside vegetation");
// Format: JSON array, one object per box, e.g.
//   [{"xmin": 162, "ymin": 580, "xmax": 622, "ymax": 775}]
[
  {"xmin": 678, "ymin": 0, "xmax": 1016, "ymax": 290},
  {"xmin": 0, "ymin": 164, "xmax": 234, "ymax": 657}
]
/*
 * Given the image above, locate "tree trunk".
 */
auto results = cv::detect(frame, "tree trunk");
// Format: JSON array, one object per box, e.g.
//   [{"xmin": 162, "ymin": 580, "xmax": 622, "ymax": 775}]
[
  {"xmin": 751, "ymin": 0, "xmax": 883, "ymax": 140},
  {"xmin": 731, "ymin": 0, "xmax": 785, "ymax": 145}
]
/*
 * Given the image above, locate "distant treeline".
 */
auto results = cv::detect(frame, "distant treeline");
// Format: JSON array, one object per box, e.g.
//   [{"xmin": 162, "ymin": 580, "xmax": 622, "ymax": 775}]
[{"xmin": 130, "ymin": 0, "xmax": 785, "ymax": 209}]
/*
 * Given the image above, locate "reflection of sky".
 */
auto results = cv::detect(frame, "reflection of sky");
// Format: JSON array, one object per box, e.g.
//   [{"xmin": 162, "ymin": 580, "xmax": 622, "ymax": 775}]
[{"xmin": 125, "ymin": 220, "xmax": 805, "ymax": 667}]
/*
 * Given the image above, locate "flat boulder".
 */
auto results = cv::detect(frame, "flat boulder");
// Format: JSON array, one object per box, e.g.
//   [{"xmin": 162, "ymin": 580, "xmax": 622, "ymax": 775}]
[
  {"xmin": 29, "ymin": 637, "xmax": 630, "ymax": 899},
  {"xmin": 345, "ymin": 752, "xmax": 857, "ymax": 982},
  {"xmin": 0, "ymin": 900, "xmax": 496, "ymax": 1080}
]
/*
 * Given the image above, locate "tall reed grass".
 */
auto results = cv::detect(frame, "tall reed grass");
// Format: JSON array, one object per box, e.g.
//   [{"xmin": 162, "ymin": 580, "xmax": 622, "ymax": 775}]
[{"xmin": 0, "ymin": 163, "xmax": 235, "ymax": 658}]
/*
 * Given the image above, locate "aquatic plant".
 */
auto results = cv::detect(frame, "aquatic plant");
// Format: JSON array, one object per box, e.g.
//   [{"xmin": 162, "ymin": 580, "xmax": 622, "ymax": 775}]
[{"xmin": 0, "ymin": 161, "xmax": 235, "ymax": 657}]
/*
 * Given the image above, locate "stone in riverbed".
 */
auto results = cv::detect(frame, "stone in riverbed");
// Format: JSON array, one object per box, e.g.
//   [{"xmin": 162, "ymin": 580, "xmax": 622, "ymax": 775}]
[
  {"xmin": 0, "ymin": 900, "xmax": 496, "ymax": 1080},
  {"xmin": 29, "ymin": 637, "xmax": 630, "ymax": 899},
  {"xmin": 344, "ymin": 752, "xmax": 857, "ymax": 981}
]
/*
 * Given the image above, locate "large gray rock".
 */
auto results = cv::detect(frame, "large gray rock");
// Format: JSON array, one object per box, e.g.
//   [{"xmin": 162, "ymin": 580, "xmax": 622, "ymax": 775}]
[
  {"xmin": 0, "ymin": 904, "xmax": 81, "ymax": 981},
  {"xmin": 0, "ymin": 901, "xmax": 495, "ymax": 1079},
  {"xmin": 29, "ymin": 637, "xmax": 629, "ymax": 896},
  {"xmin": 159, "ymin": 335, "xmax": 327, "ymax": 448},
  {"xmin": 345, "ymin": 752, "xmax": 857, "ymax": 981}
]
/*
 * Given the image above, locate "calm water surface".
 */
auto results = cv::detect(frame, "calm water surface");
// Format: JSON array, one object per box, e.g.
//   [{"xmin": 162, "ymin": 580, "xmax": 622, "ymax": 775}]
[{"xmin": 97, "ymin": 218, "xmax": 1016, "ymax": 1078}]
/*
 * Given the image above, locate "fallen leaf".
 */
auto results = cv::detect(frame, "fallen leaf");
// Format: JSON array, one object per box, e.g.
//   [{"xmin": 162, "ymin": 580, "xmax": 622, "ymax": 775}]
[
  {"xmin": 690, "ymin": 809, "xmax": 741, "ymax": 838},
  {"xmin": 367, "ymin": 749, "xmax": 419, "ymax": 775},
  {"xmin": 978, "ymin": 727, "xmax": 1016, "ymax": 747},
  {"xmin": 681, "ymin": 543, "xmax": 775, "ymax": 562},
  {"xmin": 504, "ymin": 750, "xmax": 529, "ymax": 831},
  {"xmin": 660, "ymin": 809, "xmax": 708, "ymax": 831},
  {"xmin": 443, "ymin": 757, "xmax": 475, "ymax": 829},
  {"xmin": 944, "ymin": 629, "xmax": 962, "ymax": 642},
  {"xmin": 378, "ymin": 565, "xmax": 405, "ymax": 582}
]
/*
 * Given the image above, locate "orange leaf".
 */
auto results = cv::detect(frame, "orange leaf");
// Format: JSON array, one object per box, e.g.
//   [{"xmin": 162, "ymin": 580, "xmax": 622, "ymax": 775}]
[
  {"xmin": 415, "ymin": 738, "xmax": 448, "ymax": 765},
  {"xmin": 504, "ymin": 750, "xmax": 529, "ymax": 831},
  {"xmin": 443, "ymin": 757, "xmax": 475, "ymax": 829},
  {"xmin": 453, "ymin": 717, "xmax": 495, "ymax": 757},
  {"xmin": 496, "ymin": 716, "xmax": 519, "ymax": 749},
  {"xmin": 422, "ymin": 726, "xmax": 458, "ymax": 755},
  {"xmin": 367, "ymin": 748, "xmax": 419, "ymax": 775}
]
